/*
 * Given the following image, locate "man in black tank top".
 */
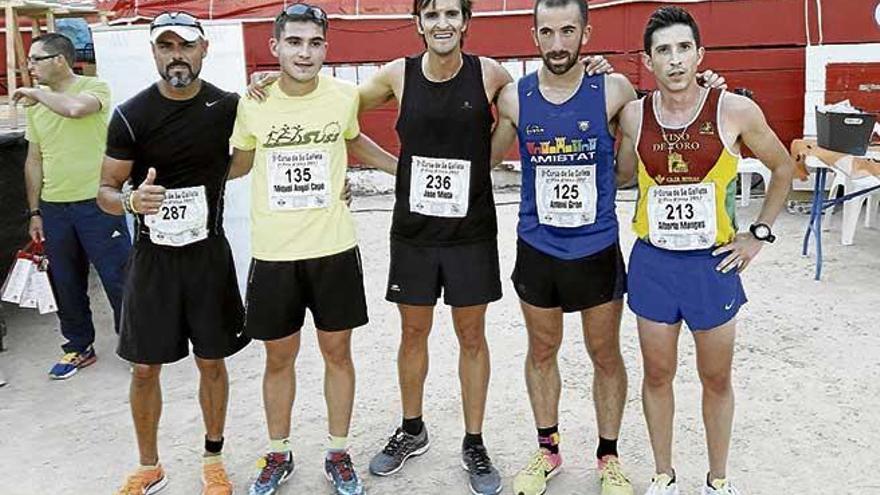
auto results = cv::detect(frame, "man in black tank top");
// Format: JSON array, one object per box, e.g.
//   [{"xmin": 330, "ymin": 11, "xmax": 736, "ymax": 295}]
[
  {"xmin": 97, "ymin": 13, "xmax": 247, "ymax": 495},
  {"xmin": 356, "ymin": 1, "xmax": 511, "ymax": 493}
]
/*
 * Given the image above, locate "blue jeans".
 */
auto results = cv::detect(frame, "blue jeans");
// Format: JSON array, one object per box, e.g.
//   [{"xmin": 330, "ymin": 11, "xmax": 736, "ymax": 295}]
[{"xmin": 41, "ymin": 199, "xmax": 131, "ymax": 353}]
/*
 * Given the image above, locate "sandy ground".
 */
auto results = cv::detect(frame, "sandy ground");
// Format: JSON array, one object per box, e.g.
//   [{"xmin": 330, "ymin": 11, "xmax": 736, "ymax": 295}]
[{"xmin": 1, "ymin": 190, "xmax": 879, "ymax": 495}]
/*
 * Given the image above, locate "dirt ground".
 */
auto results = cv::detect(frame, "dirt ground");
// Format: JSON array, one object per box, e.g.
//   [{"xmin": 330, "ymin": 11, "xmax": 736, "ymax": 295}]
[{"xmin": 1, "ymin": 191, "xmax": 879, "ymax": 495}]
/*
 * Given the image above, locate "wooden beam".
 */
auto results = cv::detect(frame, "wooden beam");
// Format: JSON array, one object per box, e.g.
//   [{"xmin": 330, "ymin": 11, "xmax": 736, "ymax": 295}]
[
  {"xmin": 5, "ymin": 3, "xmax": 16, "ymax": 127},
  {"xmin": 45, "ymin": 9, "xmax": 54, "ymax": 32},
  {"xmin": 13, "ymin": 12, "xmax": 30, "ymax": 87}
]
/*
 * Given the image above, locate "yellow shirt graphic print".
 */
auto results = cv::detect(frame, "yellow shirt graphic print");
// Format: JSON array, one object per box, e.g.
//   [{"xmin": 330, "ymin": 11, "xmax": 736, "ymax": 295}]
[{"xmin": 230, "ymin": 76, "xmax": 361, "ymax": 262}]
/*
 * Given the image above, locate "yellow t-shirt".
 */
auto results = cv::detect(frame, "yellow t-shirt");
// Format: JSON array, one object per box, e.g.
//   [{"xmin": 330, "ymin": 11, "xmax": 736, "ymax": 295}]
[
  {"xmin": 25, "ymin": 76, "xmax": 111, "ymax": 202},
  {"xmin": 230, "ymin": 76, "xmax": 360, "ymax": 261}
]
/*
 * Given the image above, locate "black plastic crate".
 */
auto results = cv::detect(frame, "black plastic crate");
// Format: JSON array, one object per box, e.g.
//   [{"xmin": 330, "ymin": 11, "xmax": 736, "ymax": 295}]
[{"xmin": 816, "ymin": 109, "xmax": 876, "ymax": 156}]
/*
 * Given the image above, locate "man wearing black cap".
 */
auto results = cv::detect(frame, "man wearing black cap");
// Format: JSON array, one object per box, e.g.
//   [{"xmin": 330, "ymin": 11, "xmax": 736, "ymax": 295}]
[{"xmin": 98, "ymin": 12, "xmax": 249, "ymax": 495}]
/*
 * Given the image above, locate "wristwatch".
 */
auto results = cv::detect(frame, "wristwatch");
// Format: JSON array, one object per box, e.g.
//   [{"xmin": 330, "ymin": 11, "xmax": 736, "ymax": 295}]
[
  {"xmin": 28, "ymin": 208, "xmax": 42, "ymax": 218},
  {"xmin": 749, "ymin": 223, "xmax": 776, "ymax": 243}
]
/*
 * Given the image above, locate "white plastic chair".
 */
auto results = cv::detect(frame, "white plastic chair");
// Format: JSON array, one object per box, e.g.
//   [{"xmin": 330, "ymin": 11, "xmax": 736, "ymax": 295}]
[
  {"xmin": 830, "ymin": 156, "xmax": 880, "ymax": 245},
  {"xmin": 737, "ymin": 158, "xmax": 771, "ymax": 206}
]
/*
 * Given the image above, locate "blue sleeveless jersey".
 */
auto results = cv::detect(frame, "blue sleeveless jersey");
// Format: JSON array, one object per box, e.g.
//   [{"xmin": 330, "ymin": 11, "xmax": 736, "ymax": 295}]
[{"xmin": 516, "ymin": 72, "xmax": 619, "ymax": 260}]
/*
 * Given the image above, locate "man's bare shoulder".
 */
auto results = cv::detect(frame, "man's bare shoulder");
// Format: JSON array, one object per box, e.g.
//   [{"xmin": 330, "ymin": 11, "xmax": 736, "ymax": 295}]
[
  {"xmin": 378, "ymin": 58, "xmax": 407, "ymax": 80},
  {"xmin": 606, "ymin": 72, "xmax": 635, "ymax": 92},
  {"xmin": 619, "ymin": 98, "xmax": 644, "ymax": 134},
  {"xmin": 479, "ymin": 56, "xmax": 514, "ymax": 88},
  {"xmin": 720, "ymin": 91, "xmax": 764, "ymax": 122}
]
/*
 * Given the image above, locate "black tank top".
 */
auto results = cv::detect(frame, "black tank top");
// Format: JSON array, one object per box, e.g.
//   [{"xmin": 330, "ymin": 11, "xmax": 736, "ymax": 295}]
[{"xmin": 392, "ymin": 53, "xmax": 497, "ymax": 246}]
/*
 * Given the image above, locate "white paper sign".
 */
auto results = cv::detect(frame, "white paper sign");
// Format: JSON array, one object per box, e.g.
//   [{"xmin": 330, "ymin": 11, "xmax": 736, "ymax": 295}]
[
  {"xmin": 268, "ymin": 150, "xmax": 331, "ymax": 211},
  {"xmin": 409, "ymin": 156, "xmax": 471, "ymax": 218},
  {"xmin": 535, "ymin": 165, "xmax": 598, "ymax": 228},
  {"xmin": 1, "ymin": 258, "xmax": 33, "ymax": 304},
  {"xmin": 648, "ymin": 183, "xmax": 718, "ymax": 250},
  {"xmin": 145, "ymin": 186, "xmax": 210, "ymax": 247}
]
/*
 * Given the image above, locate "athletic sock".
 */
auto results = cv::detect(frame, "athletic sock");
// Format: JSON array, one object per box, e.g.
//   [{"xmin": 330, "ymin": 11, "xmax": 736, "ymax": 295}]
[
  {"xmin": 537, "ymin": 425, "xmax": 560, "ymax": 455},
  {"xmin": 402, "ymin": 416, "xmax": 424, "ymax": 436},
  {"xmin": 463, "ymin": 432, "xmax": 484, "ymax": 449},
  {"xmin": 270, "ymin": 437, "xmax": 292, "ymax": 454},
  {"xmin": 204, "ymin": 436, "xmax": 224, "ymax": 457},
  {"xmin": 596, "ymin": 436, "xmax": 618, "ymax": 459},
  {"xmin": 203, "ymin": 454, "xmax": 223, "ymax": 466},
  {"xmin": 328, "ymin": 435, "xmax": 348, "ymax": 454}
]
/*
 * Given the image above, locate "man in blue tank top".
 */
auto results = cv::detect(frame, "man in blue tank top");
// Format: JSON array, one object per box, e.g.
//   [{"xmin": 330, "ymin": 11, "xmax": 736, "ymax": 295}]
[{"xmin": 491, "ymin": 1, "xmax": 725, "ymax": 495}]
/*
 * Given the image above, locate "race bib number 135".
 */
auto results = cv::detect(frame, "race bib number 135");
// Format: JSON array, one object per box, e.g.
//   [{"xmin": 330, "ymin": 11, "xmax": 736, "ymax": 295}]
[{"xmin": 268, "ymin": 149, "xmax": 330, "ymax": 211}]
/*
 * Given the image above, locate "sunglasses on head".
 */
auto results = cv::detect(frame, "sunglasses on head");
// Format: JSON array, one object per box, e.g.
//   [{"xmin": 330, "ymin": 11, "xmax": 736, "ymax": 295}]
[
  {"xmin": 278, "ymin": 3, "xmax": 328, "ymax": 24},
  {"xmin": 150, "ymin": 11, "xmax": 204, "ymax": 33}
]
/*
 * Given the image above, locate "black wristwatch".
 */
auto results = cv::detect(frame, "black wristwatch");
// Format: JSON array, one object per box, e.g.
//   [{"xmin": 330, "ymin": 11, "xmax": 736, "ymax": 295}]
[
  {"xmin": 28, "ymin": 208, "xmax": 42, "ymax": 218},
  {"xmin": 749, "ymin": 223, "xmax": 776, "ymax": 243}
]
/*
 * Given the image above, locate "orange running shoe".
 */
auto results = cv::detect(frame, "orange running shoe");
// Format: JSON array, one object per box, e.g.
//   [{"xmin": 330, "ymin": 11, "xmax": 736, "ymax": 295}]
[
  {"xmin": 202, "ymin": 461, "xmax": 234, "ymax": 495},
  {"xmin": 115, "ymin": 464, "xmax": 168, "ymax": 495}
]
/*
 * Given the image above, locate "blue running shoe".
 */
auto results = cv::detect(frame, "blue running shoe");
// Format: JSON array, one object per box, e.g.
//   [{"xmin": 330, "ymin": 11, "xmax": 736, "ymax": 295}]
[
  {"xmin": 249, "ymin": 451, "xmax": 294, "ymax": 495},
  {"xmin": 49, "ymin": 346, "xmax": 96, "ymax": 380},
  {"xmin": 324, "ymin": 451, "xmax": 365, "ymax": 495}
]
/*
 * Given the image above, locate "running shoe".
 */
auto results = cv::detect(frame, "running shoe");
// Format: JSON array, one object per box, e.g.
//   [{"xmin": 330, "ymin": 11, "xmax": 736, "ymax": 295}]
[
  {"xmin": 701, "ymin": 477, "xmax": 741, "ymax": 495},
  {"xmin": 115, "ymin": 464, "xmax": 168, "ymax": 495},
  {"xmin": 324, "ymin": 450, "xmax": 365, "ymax": 495},
  {"xmin": 0, "ymin": 368, "xmax": 6, "ymax": 387},
  {"xmin": 49, "ymin": 346, "xmax": 96, "ymax": 380},
  {"xmin": 598, "ymin": 455, "xmax": 633, "ymax": 495},
  {"xmin": 249, "ymin": 451, "xmax": 294, "ymax": 495},
  {"xmin": 369, "ymin": 426, "xmax": 430, "ymax": 476},
  {"xmin": 461, "ymin": 443, "xmax": 502, "ymax": 494},
  {"xmin": 202, "ymin": 461, "xmax": 233, "ymax": 495},
  {"xmin": 644, "ymin": 473, "xmax": 679, "ymax": 495},
  {"xmin": 512, "ymin": 449, "xmax": 562, "ymax": 495}
]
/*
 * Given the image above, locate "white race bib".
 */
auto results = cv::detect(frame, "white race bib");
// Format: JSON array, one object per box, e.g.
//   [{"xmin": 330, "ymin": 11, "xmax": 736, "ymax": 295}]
[
  {"xmin": 535, "ymin": 165, "xmax": 598, "ymax": 228},
  {"xmin": 268, "ymin": 149, "xmax": 330, "ymax": 211},
  {"xmin": 145, "ymin": 186, "xmax": 209, "ymax": 247},
  {"xmin": 409, "ymin": 156, "xmax": 471, "ymax": 218},
  {"xmin": 647, "ymin": 183, "xmax": 717, "ymax": 250}
]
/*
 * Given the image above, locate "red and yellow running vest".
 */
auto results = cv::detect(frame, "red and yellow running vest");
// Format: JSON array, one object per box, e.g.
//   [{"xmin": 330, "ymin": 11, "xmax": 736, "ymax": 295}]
[{"xmin": 633, "ymin": 88, "xmax": 739, "ymax": 250}]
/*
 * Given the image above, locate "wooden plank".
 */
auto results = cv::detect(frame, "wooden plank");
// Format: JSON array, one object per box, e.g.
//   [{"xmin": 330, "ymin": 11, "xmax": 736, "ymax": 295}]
[
  {"xmin": 13, "ymin": 11, "xmax": 29, "ymax": 87},
  {"xmin": 45, "ymin": 10, "xmax": 54, "ymax": 32},
  {"xmin": 5, "ymin": 3, "xmax": 16, "ymax": 126}
]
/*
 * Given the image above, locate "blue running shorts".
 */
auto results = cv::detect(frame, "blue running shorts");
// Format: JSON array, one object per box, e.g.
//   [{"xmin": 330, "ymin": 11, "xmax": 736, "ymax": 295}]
[{"xmin": 627, "ymin": 240, "xmax": 747, "ymax": 331}]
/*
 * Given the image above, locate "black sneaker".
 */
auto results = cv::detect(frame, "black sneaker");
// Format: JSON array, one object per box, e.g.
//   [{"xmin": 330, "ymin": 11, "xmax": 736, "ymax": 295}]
[
  {"xmin": 369, "ymin": 426, "xmax": 430, "ymax": 476},
  {"xmin": 461, "ymin": 443, "xmax": 502, "ymax": 494}
]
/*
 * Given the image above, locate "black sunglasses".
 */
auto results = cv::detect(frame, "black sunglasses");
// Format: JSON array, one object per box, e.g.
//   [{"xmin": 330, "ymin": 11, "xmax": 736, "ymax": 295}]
[
  {"xmin": 150, "ymin": 11, "xmax": 204, "ymax": 33},
  {"xmin": 28, "ymin": 53, "xmax": 61, "ymax": 63},
  {"xmin": 278, "ymin": 4, "xmax": 328, "ymax": 24}
]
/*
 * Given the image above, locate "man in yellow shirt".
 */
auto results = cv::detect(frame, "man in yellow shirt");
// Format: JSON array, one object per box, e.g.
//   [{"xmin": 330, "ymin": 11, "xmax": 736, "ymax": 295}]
[
  {"xmin": 16, "ymin": 33, "xmax": 130, "ymax": 380},
  {"xmin": 228, "ymin": 5, "xmax": 394, "ymax": 495}
]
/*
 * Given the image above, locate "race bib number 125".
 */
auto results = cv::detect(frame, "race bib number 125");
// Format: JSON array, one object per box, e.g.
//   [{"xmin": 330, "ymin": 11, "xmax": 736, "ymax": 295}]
[{"xmin": 535, "ymin": 165, "xmax": 598, "ymax": 228}]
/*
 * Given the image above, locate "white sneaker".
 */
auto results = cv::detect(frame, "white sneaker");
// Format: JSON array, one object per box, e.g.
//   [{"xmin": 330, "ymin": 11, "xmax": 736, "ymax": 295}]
[
  {"xmin": 644, "ymin": 473, "xmax": 679, "ymax": 495},
  {"xmin": 701, "ymin": 478, "xmax": 741, "ymax": 495}
]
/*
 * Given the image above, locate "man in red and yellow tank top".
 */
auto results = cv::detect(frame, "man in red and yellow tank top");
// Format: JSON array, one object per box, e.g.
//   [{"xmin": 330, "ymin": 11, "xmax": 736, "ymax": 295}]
[{"xmin": 617, "ymin": 6, "xmax": 795, "ymax": 495}]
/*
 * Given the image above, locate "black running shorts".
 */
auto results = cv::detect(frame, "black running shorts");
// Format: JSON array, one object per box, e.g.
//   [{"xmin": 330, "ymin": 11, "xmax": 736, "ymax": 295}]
[
  {"xmin": 511, "ymin": 239, "xmax": 626, "ymax": 313},
  {"xmin": 244, "ymin": 247, "xmax": 369, "ymax": 340},
  {"xmin": 117, "ymin": 236, "xmax": 249, "ymax": 364},
  {"xmin": 386, "ymin": 238, "xmax": 502, "ymax": 307}
]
